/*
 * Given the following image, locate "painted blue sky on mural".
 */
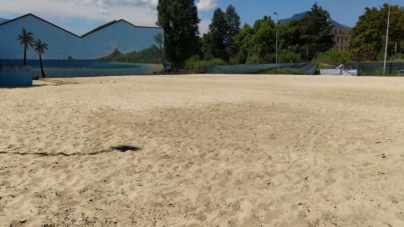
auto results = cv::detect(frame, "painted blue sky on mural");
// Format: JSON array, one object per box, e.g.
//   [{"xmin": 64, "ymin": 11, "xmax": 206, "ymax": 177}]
[
  {"xmin": 0, "ymin": 0, "xmax": 402, "ymax": 36},
  {"xmin": 0, "ymin": 14, "xmax": 163, "ymax": 60}
]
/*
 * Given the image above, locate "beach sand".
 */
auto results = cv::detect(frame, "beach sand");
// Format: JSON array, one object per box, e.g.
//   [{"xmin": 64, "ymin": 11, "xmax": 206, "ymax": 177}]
[
  {"xmin": 144, "ymin": 64, "xmax": 164, "ymax": 75},
  {"xmin": 0, "ymin": 74, "xmax": 403, "ymax": 226}
]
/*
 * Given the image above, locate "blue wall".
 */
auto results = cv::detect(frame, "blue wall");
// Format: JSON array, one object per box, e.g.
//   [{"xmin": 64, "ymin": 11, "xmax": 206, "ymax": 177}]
[
  {"xmin": 0, "ymin": 14, "xmax": 163, "ymax": 60},
  {"xmin": 0, "ymin": 65, "xmax": 32, "ymax": 86},
  {"xmin": 0, "ymin": 14, "xmax": 164, "ymax": 77}
]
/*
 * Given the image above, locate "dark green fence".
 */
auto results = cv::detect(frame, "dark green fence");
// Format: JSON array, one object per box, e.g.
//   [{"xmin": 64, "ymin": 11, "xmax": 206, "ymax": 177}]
[
  {"xmin": 337, "ymin": 62, "xmax": 404, "ymax": 75},
  {"xmin": 205, "ymin": 63, "xmax": 318, "ymax": 75}
]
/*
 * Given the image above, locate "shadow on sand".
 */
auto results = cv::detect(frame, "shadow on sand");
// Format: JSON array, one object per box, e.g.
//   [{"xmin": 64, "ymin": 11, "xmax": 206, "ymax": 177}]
[{"xmin": 0, "ymin": 145, "xmax": 141, "ymax": 157}]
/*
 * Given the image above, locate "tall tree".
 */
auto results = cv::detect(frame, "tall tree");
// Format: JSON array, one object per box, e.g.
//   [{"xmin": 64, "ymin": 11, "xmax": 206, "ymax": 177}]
[
  {"xmin": 17, "ymin": 27, "xmax": 34, "ymax": 65},
  {"xmin": 208, "ymin": 8, "xmax": 228, "ymax": 59},
  {"xmin": 225, "ymin": 4, "xmax": 241, "ymax": 58},
  {"xmin": 233, "ymin": 16, "xmax": 277, "ymax": 64},
  {"xmin": 201, "ymin": 32, "xmax": 214, "ymax": 60},
  {"xmin": 297, "ymin": 3, "xmax": 333, "ymax": 61},
  {"xmin": 154, "ymin": 32, "xmax": 164, "ymax": 63},
  {"xmin": 203, "ymin": 5, "xmax": 241, "ymax": 62},
  {"xmin": 33, "ymin": 39, "xmax": 48, "ymax": 78},
  {"xmin": 232, "ymin": 23, "xmax": 253, "ymax": 64},
  {"xmin": 157, "ymin": 0, "xmax": 200, "ymax": 70},
  {"xmin": 349, "ymin": 4, "xmax": 404, "ymax": 61}
]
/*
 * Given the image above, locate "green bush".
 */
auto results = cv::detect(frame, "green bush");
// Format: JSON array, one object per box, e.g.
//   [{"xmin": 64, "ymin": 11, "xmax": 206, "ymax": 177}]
[
  {"xmin": 390, "ymin": 53, "xmax": 404, "ymax": 61},
  {"xmin": 261, "ymin": 68, "xmax": 298, "ymax": 75},
  {"xmin": 358, "ymin": 70, "xmax": 366, "ymax": 76},
  {"xmin": 372, "ymin": 68, "xmax": 400, "ymax": 76},
  {"xmin": 229, "ymin": 52, "xmax": 246, "ymax": 65},
  {"xmin": 278, "ymin": 51, "xmax": 303, "ymax": 63},
  {"xmin": 313, "ymin": 47, "xmax": 351, "ymax": 63},
  {"xmin": 246, "ymin": 53, "xmax": 263, "ymax": 64},
  {"xmin": 263, "ymin": 53, "xmax": 276, "ymax": 63},
  {"xmin": 184, "ymin": 56, "xmax": 227, "ymax": 71}
]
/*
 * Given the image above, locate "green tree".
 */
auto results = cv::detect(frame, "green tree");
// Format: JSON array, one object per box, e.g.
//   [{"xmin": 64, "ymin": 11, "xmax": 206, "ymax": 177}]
[
  {"xmin": 349, "ymin": 4, "xmax": 404, "ymax": 61},
  {"xmin": 157, "ymin": 0, "xmax": 200, "ymax": 70},
  {"xmin": 313, "ymin": 47, "xmax": 350, "ymax": 63},
  {"xmin": 201, "ymin": 32, "xmax": 214, "ymax": 60},
  {"xmin": 202, "ymin": 4, "xmax": 241, "ymax": 62},
  {"xmin": 233, "ymin": 23, "xmax": 253, "ymax": 64},
  {"xmin": 278, "ymin": 51, "xmax": 303, "ymax": 63},
  {"xmin": 208, "ymin": 8, "xmax": 228, "ymax": 59},
  {"xmin": 227, "ymin": 3, "xmax": 336, "ymax": 64},
  {"xmin": 154, "ymin": 32, "xmax": 164, "ymax": 63},
  {"xmin": 17, "ymin": 27, "xmax": 34, "ymax": 65},
  {"xmin": 277, "ymin": 20, "xmax": 301, "ymax": 55},
  {"xmin": 225, "ymin": 4, "xmax": 241, "ymax": 59},
  {"xmin": 233, "ymin": 16, "xmax": 276, "ymax": 64},
  {"xmin": 33, "ymin": 39, "xmax": 48, "ymax": 78},
  {"xmin": 297, "ymin": 3, "xmax": 334, "ymax": 61}
]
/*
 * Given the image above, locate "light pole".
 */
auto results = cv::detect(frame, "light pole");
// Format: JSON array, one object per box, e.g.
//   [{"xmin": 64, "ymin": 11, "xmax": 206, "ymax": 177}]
[
  {"xmin": 274, "ymin": 12, "xmax": 278, "ymax": 64},
  {"xmin": 383, "ymin": 0, "xmax": 391, "ymax": 75}
]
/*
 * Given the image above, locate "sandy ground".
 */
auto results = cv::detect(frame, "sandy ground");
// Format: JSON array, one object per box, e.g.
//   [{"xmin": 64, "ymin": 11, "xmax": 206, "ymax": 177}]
[
  {"xmin": 0, "ymin": 74, "xmax": 403, "ymax": 227},
  {"xmin": 144, "ymin": 64, "xmax": 164, "ymax": 75}
]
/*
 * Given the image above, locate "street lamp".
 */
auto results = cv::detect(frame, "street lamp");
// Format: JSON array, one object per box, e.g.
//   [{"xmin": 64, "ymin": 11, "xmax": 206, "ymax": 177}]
[
  {"xmin": 383, "ymin": 0, "xmax": 391, "ymax": 75},
  {"xmin": 274, "ymin": 12, "xmax": 278, "ymax": 64}
]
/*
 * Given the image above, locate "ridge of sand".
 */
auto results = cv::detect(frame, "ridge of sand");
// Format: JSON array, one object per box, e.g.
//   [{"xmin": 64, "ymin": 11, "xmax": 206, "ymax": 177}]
[{"xmin": 1, "ymin": 74, "xmax": 403, "ymax": 226}]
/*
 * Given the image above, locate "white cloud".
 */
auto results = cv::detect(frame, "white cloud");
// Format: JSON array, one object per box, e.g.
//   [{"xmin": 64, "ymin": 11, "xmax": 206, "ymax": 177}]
[
  {"xmin": 197, "ymin": 0, "xmax": 218, "ymax": 12},
  {"xmin": 1, "ymin": 0, "xmax": 215, "ymax": 35},
  {"xmin": 0, "ymin": 0, "xmax": 157, "ymax": 35},
  {"xmin": 96, "ymin": 0, "xmax": 110, "ymax": 14},
  {"xmin": 55, "ymin": 0, "xmax": 158, "ymax": 14}
]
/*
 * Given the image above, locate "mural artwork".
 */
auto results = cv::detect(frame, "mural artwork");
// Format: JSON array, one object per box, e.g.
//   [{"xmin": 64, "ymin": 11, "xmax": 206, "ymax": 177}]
[{"xmin": 0, "ymin": 14, "xmax": 164, "ymax": 77}]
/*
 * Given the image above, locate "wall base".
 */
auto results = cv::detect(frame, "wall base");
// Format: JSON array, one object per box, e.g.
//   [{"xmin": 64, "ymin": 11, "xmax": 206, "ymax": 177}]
[{"xmin": 0, "ymin": 65, "xmax": 33, "ymax": 86}]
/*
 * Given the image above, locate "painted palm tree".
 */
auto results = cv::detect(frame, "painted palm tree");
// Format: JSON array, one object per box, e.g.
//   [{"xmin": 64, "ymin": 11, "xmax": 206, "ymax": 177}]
[
  {"xmin": 34, "ymin": 39, "xmax": 48, "ymax": 78},
  {"xmin": 154, "ymin": 32, "xmax": 164, "ymax": 63},
  {"xmin": 17, "ymin": 27, "xmax": 34, "ymax": 65}
]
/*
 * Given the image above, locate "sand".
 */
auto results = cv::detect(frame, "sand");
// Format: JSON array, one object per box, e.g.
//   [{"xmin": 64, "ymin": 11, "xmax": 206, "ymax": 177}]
[
  {"xmin": 144, "ymin": 64, "xmax": 164, "ymax": 75},
  {"xmin": 0, "ymin": 74, "xmax": 403, "ymax": 227}
]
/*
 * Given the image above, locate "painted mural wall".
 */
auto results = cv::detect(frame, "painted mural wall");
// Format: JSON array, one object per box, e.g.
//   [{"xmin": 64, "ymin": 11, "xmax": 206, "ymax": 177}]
[{"xmin": 0, "ymin": 14, "xmax": 164, "ymax": 77}]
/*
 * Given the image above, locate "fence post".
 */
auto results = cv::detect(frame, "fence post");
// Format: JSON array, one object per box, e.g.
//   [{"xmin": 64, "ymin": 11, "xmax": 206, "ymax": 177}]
[{"xmin": 389, "ymin": 62, "xmax": 392, "ymax": 74}]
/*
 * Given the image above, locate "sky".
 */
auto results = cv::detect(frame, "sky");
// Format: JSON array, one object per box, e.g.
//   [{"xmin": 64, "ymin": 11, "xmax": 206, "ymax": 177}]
[{"xmin": 0, "ymin": 0, "xmax": 403, "ymax": 36}]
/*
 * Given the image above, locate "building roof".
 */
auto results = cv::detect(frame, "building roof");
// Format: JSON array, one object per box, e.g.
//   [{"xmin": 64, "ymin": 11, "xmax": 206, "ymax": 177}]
[
  {"xmin": 81, "ymin": 20, "xmax": 119, "ymax": 37},
  {"xmin": 0, "ymin": 13, "xmax": 162, "ymax": 38}
]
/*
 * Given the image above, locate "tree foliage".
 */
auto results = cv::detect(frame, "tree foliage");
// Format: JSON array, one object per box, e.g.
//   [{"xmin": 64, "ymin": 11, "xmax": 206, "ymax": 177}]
[
  {"xmin": 225, "ymin": 4, "xmax": 241, "ymax": 56},
  {"xmin": 234, "ymin": 17, "xmax": 276, "ymax": 64},
  {"xmin": 207, "ymin": 8, "xmax": 228, "ymax": 59},
  {"xmin": 17, "ymin": 27, "xmax": 34, "ymax": 65},
  {"xmin": 230, "ymin": 3, "xmax": 333, "ymax": 64},
  {"xmin": 349, "ymin": 4, "xmax": 404, "ymax": 61},
  {"xmin": 153, "ymin": 32, "xmax": 164, "ymax": 63},
  {"xmin": 157, "ymin": 0, "xmax": 200, "ymax": 69},
  {"xmin": 201, "ymin": 32, "xmax": 214, "ymax": 60},
  {"xmin": 202, "ymin": 4, "xmax": 241, "ymax": 61},
  {"xmin": 34, "ymin": 39, "xmax": 48, "ymax": 77},
  {"xmin": 313, "ymin": 47, "xmax": 350, "ymax": 63},
  {"xmin": 296, "ymin": 3, "xmax": 334, "ymax": 61}
]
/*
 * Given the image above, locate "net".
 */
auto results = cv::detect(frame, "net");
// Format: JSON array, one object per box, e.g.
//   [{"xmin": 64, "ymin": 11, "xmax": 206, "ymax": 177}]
[{"xmin": 205, "ymin": 63, "xmax": 318, "ymax": 75}]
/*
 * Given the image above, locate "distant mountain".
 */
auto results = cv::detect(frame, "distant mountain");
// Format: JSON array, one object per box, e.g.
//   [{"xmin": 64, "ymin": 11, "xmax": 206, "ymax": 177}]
[
  {"xmin": 98, "ymin": 48, "xmax": 125, "ymax": 61},
  {"xmin": 97, "ymin": 45, "xmax": 163, "ymax": 64},
  {"xmin": 279, "ymin": 11, "xmax": 351, "ymax": 28},
  {"xmin": 0, "ymin": 17, "xmax": 9, "ymax": 24}
]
